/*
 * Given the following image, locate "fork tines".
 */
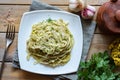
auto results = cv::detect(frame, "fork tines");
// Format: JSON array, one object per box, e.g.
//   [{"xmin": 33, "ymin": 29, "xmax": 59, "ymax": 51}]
[{"xmin": 6, "ymin": 24, "xmax": 15, "ymax": 40}]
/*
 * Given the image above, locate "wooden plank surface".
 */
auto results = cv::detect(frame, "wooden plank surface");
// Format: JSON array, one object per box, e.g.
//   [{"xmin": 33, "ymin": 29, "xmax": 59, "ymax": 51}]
[
  {"xmin": 0, "ymin": 5, "xmax": 29, "ymax": 32},
  {"xmin": 0, "ymin": 33, "xmax": 6, "ymax": 62},
  {"xmin": 0, "ymin": 5, "xmax": 100, "ymax": 33},
  {"xmin": 1, "ymin": 0, "xmax": 119, "ymax": 80},
  {"xmin": 1, "ymin": 63, "xmax": 53, "ymax": 80},
  {"xmin": 87, "ymin": 0, "xmax": 109, "ymax": 5},
  {"xmin": 0, "ymin": 0, "xmax": 68, "ymax": 5},
  {"xmin": 87, "ymin": 34, "xmax": 120, "ymax": 59},
  {"xmin": 0, "ymin": 0, "xmax": 109, "ymax": 5},
  {"xmin": 0, "ymin": 5, "xmax": 70, "ymax": 32}
]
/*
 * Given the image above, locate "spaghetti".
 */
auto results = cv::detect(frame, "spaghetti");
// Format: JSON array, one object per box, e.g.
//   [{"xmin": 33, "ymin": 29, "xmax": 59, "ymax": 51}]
[{"xmin": 26, "ymin": 19, "xmax": 74, "ymax": 67}]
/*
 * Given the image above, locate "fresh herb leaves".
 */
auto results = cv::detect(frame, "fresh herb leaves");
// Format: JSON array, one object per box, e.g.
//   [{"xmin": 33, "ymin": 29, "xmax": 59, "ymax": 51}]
[
  {"xmin": 78, "ymin": 51, "xmax": 120, "ymax": 80},
  {"xmin": 47, "ymin": 18, "xmax": 52, "ymax": 22}
]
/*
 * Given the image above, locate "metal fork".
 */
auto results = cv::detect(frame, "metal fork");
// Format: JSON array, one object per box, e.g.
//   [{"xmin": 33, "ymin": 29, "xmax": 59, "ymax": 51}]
[{"xmin": 0, "ymin": 24, "xmax": 15, "ymax": 79}]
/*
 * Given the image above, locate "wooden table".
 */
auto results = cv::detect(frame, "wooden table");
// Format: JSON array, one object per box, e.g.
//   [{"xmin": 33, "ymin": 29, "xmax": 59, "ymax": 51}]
[{"xmin": 0, "ymin": 0, "xmax": 119, "ymax": 80}]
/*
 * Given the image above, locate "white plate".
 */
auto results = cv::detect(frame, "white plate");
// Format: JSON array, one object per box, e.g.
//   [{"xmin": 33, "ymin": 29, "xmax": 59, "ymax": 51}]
[{"xmin": 18, "ymin": 10, "xmax": 83, "ymax": 75}]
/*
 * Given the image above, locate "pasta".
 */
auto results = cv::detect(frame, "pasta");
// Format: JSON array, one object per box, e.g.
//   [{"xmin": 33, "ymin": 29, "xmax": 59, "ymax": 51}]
[{"xmin": 26, "ymin": 19, "xmax": 74, "ymax": 67}]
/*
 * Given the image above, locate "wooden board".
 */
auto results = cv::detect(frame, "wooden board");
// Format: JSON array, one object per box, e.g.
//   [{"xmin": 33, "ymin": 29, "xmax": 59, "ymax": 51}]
[
  {"xmin": 0, "ymin": 5, "xmax": 70, "ymax": 32},
  {"xmin": 1, "ymin": 0, "xmax": 119, "ymax": 80},
  {"xmin": 87, "ymin": 34, "xmax": 120, "ymax": 59},
  {"xmin": 87, "ymin": 0, "xmax": 109, "ymax": 5},
  {"xmin": 0, "ymin": 0, "xmax": 109, "ymax": 5},
  {"xmin": 0, "ymin": 5, "xmax": 101, "ymax": 33},
  {"xmin": 1, "ymin": 63, "xmax": 54, "ymax": 80}
]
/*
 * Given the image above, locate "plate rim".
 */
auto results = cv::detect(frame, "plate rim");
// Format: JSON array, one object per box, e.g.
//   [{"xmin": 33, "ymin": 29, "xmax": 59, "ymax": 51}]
[{"xmin": 23, "ymin": 10, "xmax": 80, "ymax": 19}]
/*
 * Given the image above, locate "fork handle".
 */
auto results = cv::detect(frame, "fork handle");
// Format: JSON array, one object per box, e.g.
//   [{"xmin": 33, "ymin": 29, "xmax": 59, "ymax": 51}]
[{"xmin": 0, "ymin": 48, "xmax": 8, "ymax": 80}]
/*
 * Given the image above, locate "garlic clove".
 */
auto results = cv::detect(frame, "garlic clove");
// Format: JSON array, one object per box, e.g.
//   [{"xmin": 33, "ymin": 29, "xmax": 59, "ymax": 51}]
[
  {"xmin": 81, "ymin": 5, "xmax": 96, "ymax": 19},
  {"xmin": 77, "ymin": 0, "xmax": 85, "ymax": 10},
  {"xmin": 87, "ymin": 5, "xmax": 96, "ymax": 12},
  {"xmin": 69, "ymin": 0, "xmax": 79, "ymax": 12},
  {"xmin": 69, "ymin": 4, "xmax": 81, "ymax": 12}
]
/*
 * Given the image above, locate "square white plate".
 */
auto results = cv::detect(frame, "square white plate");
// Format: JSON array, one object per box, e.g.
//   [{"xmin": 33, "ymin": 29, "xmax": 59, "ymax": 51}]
[{"xmin": 18, "ymin": 10, "xmax": 83, "ymax": 75}]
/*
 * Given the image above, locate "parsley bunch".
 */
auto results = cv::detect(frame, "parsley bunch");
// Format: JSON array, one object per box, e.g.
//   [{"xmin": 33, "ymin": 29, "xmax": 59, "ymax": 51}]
[{"xmin": 78, "ymin": 51, "xmax": 120, "ymax": 80}]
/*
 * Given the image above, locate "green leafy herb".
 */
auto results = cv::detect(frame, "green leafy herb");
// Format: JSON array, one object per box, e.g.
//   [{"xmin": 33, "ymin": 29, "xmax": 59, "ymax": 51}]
[
  {"xmin": 78, "ymin": 51, "xmax": 120, "ymax": 80},
  {"xmin": 47, "ymin": 18, "xmax": 52, "ymax": 22}
]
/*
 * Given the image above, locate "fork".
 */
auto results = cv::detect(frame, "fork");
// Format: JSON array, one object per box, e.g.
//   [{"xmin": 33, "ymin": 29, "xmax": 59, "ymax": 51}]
[{"xmin": 0, "ymin": 24, "xmax": 15, "ymax": 79}]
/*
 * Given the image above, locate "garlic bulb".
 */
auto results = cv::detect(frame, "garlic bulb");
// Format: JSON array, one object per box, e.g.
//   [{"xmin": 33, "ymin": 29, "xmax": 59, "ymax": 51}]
[
  {"xmin": 69, "ymin": 0, "xmax": 84, "ymax": 12},
  {"xmin": 77, "ymin": 0, "xmax": 85, "ymax": 11},
  {"xmin": 81, "ymin": 5, "xmax": 96, "ymax": 19}
]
